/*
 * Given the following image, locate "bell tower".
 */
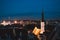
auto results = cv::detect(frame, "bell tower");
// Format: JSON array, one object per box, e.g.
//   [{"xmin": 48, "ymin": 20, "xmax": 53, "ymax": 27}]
[{"xmin": 40, "ymin": 9, "xmax": 45, "ymax": 34}]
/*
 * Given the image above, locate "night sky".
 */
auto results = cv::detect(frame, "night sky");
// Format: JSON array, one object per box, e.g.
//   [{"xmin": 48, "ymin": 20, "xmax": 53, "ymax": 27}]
[{"xmin": 0, "ymin": 0, "xmax": 60, "ymax": 20}]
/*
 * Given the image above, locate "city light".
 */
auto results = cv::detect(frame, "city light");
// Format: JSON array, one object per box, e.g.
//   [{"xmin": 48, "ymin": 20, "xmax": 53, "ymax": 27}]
[
  {"xmin": 20, "ymin": 20, "xmax": 24, "ymax": 25},
  {"xmin": 33, "ymin": 27, "xmax": 41, "ymax": 36},
  {"xmin": 14, "ymin": 20, "xmax": 18, "ymax": 24},
  {"xmin": 1, "ymin": 21, "xmax": 9, "ymax": 26}
]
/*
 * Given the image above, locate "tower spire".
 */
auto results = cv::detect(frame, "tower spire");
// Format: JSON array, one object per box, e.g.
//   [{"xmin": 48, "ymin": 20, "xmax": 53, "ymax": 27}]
[
  {"xmin": 41, "ymin": 9, "xmax": 44, "ymax": 22},
  {"xmin": 40, "ymin": 9, "xmax": 45, "ymax": 34}
]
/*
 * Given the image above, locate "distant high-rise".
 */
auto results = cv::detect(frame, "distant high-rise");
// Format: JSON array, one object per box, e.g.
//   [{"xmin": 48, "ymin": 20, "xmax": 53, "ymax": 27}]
[{"xmin": 40, "ymin": 9, "xmax": 45, "ymax": 34}]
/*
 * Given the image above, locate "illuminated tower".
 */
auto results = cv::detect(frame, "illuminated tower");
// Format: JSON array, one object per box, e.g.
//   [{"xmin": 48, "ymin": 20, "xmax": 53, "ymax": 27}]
[{"xmin": 40, "ymin": 9, "xmax": 45, "ymax": 34}]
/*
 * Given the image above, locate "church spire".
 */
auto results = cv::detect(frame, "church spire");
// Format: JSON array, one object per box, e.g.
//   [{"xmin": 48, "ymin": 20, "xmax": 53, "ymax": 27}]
[
  {"xmin": 41, "ymin": 9, "xmax": 44, "ymax": 22},
  {"xmin": 40, "ymin": 9, "xmax": 45, "ymax": 34}
]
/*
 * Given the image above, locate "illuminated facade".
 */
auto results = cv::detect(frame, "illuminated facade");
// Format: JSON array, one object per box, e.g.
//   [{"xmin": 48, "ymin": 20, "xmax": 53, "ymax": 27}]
[
  {"xmin": 40, "ymin": 22, "xmax": 45, "ymax": 34},
  {"xmin": 33, "ymin": 27, "xmax": 41, "ymax": 35}
]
